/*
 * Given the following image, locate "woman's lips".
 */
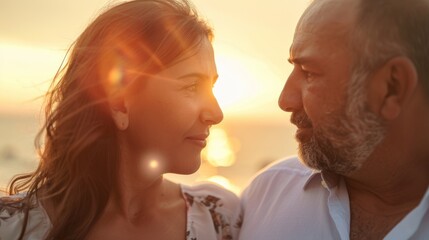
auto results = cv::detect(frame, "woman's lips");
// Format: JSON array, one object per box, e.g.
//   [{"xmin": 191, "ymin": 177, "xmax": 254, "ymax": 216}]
[{"xmin": 186, "ymin": 134, "xmax": 208, "ymax": 147}]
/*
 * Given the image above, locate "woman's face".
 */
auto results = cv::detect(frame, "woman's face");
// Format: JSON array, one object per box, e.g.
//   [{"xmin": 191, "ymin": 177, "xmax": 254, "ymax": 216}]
[{"xmin": 124, "ymin": 38, "xmax": 223, "ymax": 175}]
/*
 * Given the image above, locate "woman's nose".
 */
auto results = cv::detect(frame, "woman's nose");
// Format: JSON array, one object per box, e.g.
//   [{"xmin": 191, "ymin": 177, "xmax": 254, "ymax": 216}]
[{"xmin": 200, "ymin": 95, "xmax": 224, "ymax": 125}]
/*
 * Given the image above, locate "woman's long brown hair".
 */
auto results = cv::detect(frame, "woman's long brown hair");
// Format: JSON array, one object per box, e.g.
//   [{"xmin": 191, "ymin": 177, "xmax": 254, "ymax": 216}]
[{"xmin": 5, "ymin": 0, "xmax": 212, "ymax": 239}]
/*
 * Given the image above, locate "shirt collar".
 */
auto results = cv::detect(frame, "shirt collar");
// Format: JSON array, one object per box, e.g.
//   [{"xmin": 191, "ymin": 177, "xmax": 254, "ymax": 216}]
[
  {"xmin": 303, "ymin": 170, "xmax": 321, "ymax": 190},
  {"xmin": 303, "ymin": 170, "xmax": 341, "ymax": 190}
]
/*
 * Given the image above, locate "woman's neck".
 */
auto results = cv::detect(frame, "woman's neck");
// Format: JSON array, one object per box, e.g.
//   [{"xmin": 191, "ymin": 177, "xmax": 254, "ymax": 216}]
[
  {"xmin": 105, "ymin": 146, "xmax": 182, "ymax": 222},
  {"xmin": 85, "ymin": 153, "xmax": 186, "ymax": 239}
]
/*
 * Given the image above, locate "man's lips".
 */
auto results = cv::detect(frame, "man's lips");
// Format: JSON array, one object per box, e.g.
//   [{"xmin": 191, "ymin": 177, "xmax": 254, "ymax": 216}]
[
  {"xmin": 290, "ymin": 112, "xmax": 313, "ymax": 129},
  {"xmin": 291, "ymin": 119, "xmax": 313, "ymax": 129},
  {"xmin": 290, "ymin": 112, "xmax": 313, "ymax": 141}
]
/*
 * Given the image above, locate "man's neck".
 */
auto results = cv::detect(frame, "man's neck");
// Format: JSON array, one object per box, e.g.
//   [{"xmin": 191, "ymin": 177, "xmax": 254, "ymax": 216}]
[{"xmin": 344, "ymin": 141, "xmax": 429, "ymax": 213}]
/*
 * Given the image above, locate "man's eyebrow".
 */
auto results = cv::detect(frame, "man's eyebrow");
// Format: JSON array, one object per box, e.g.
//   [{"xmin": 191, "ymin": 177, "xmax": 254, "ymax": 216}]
[
  {"xmin": 288, "ymin": 57, "xmax": 300, "ymax": 64},
  {"xmin": 177, "ymin": 73, "xmax": 219, "ymax": 84},
  {"xmin": 288, "ymin": 46, "xmax": 295, "ymax": 64},
  {"xmin": 288, "ymin": 47, "xmax": 314, "ymax": 65},
  {"xmin": 287, "ymin": 57, "xmax": 312, "ymax": 65}
]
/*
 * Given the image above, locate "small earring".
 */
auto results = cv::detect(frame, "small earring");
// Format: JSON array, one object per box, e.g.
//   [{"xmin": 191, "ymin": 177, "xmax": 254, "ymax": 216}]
[{"xmin": 116, "ymin": 121, "xmax": 126, "ymax": 130}]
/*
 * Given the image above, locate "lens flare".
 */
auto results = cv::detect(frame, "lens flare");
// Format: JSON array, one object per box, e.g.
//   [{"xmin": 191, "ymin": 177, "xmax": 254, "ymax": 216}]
[
  {"xmin": 108, "ymin": 64, "xmax": 124, "ymax": 90},
  {"xmin": 98, "ymin": 45, "xmax": 129, "ymax": 98},
  {"xmin": 139, "ymin": 153, "xmax": 163, "ymax": 175},
  {"xmin": 149, "ymin": 159, "xmax": 159, "ymax": 169}
]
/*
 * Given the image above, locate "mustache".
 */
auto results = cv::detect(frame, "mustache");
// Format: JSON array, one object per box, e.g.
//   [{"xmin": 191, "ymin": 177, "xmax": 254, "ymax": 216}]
[{"xmin": 290, "ymin": 111, "xmax": 313, "ymax": 128}]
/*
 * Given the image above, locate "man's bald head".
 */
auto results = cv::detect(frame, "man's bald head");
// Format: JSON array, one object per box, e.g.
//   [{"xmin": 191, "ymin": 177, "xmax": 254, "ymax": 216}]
[{"xmin": 296, "ymin": 0, "xmax": 358, "ymax": 41}]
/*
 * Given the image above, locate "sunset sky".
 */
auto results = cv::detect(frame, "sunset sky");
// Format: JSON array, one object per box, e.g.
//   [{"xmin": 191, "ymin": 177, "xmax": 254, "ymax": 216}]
[{"xmin": 0, "ymin": 0, "xmax": 310, "ymax": 119}]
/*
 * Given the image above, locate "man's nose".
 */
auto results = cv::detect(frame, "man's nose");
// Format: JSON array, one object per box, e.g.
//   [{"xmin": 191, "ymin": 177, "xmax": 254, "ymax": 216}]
[{"xmin": 278, "ymin": 70, "xmax": 303, "ymax": 112}]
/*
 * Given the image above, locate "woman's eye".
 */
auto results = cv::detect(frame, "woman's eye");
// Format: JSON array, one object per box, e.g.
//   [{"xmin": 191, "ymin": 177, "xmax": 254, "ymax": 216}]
[
  {"xmin": 184, "ymin": 80, "xmax": 213, "ymax": 94},
  {"xmin": 187, "ymin": 84, "xmax": 197, "ymax": 91}
]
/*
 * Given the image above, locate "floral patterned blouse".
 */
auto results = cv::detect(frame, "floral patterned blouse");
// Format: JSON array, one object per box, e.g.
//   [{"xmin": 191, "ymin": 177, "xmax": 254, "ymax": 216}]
[
  {"xmin": 0, "ymin": 183, "xmax": 240, "ymax": 239},
  {"xmin": 181, "ymin": 183, "xmax": 240, "ymax": 240}
]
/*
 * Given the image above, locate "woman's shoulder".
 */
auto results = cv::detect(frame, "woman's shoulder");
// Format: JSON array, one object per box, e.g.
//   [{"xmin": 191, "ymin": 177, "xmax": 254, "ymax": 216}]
[
  {"xmin": 0, "ymin": 193, "xmax": 27, "ymax": 214},
  {"xmin": 0, "ymin": 193, "xmax": 51, "ymax": 239},
  {"xmin": 181, "ymin": 182, "xmax": 239, "ymax": 210},
  {"xmin": 181, "ymin": 182, "xmax": 240, "ymax": 240}
]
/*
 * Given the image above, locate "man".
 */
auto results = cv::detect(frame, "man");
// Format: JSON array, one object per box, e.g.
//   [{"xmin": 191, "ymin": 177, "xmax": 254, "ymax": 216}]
[{"xmin": 238, "ymin": 0, "xmax": 429, "ymax": 239}]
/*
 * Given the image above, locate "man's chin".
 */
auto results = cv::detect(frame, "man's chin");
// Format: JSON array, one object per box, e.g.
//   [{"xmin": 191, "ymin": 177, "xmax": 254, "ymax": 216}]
[
  {"xmin": 298, "ymin": 145, "xmax": 361, "ymax": 175},
  {"xmin": 297, "ymin": 143, "xmax": 322, "ymax": 171},
  {"xmin": 295, "ymin": 128, "xmax": 313, "ymax": 143}
]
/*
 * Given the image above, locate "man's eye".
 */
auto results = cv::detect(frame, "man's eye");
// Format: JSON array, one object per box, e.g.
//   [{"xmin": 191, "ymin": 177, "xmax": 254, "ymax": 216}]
[{"xmin": 303, "ymin": 70, "xmax": 314, "ymax": 81}]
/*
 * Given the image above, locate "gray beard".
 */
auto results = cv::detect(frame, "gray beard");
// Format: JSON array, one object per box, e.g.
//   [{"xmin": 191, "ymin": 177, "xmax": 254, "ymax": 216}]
[{"xmin": 298, "ymin": 72, "xmax": 386, "ymax": 175}]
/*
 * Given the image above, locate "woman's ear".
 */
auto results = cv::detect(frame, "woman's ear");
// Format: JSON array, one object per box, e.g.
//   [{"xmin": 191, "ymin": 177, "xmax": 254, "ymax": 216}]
[
  {"xmin": 110, "ymin": 97, "xmax": 129, "ymax": 131},
  {"xmin": 375, "ymin": 57, "xmax": 418, "ymax": 120}
]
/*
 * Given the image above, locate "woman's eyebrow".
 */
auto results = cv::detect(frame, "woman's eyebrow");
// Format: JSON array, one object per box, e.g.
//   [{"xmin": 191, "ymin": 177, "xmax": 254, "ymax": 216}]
[{"xmin": 177, "ymin": 73, "xmax": 219, "ymax": 84}]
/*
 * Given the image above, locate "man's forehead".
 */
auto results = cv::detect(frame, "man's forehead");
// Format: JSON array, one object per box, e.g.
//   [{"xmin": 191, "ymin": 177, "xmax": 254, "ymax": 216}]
[
  {"xmin": 288, "ymin": 35, "xmax": 324, "ymax": 65},
  {"xmin": 289, "ymin": 28, "xmax": 353, "ymax": 67},
  {"xmin": 297, "ymin": 0, "xmax": 358, "ymax": 36},
  {"xmin": 290, "ymin": 0, "xmax": 357, "ymax": 58},
  {"xmin": 290, "ymin": 29, "xmax": 346, "ymax": 55}
]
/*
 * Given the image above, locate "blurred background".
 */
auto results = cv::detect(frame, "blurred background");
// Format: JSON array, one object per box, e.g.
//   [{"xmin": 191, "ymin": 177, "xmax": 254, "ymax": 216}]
[{"xmin": 0, "ymin": 0, "xmax": 310, "ymax": 194}]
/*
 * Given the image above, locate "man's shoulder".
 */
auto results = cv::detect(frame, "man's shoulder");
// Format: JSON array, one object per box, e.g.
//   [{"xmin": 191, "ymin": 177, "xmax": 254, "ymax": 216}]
[{"xmin": 242, "ymin": 156, "xmax": 315, "ymax": 198}]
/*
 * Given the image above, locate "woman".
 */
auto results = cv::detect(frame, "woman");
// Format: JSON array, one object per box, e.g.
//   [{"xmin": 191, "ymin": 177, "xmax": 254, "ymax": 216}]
[{"xmin": 0, "ymin": 0, "xmax": 239, "ymax": 239}]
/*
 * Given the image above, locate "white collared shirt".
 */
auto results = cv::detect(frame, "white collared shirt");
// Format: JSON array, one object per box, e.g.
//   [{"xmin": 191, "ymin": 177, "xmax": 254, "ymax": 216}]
[{"xmin": 238, "ymin": 156, "xmax": 429, "ymax": 240}]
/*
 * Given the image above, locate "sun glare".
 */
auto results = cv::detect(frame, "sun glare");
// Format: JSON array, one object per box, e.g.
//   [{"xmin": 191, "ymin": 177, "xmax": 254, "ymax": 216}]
[{"xmin": 212, "ymin": 44, "xmax": 284, "ymax": 117}]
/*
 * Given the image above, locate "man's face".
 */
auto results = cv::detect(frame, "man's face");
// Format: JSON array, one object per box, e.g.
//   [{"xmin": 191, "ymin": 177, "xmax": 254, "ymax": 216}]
[
  {"xmin": 278, "ymin": 0, "xmax": 385, "ymax": 175},
  {"xmin": 288, "ymin": 71, "xmax": 385, "ymax": 175}
]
